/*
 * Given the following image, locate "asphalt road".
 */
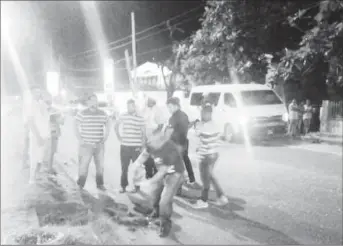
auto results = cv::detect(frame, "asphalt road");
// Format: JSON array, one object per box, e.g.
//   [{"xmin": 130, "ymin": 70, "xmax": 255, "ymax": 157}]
[
  {"xmin": 55, "ymin": 116, "xmax": 343, "ymax": 245},
  {"xmin": 2, "ymin": 112, "xmax": 342, "ymax": 244}
]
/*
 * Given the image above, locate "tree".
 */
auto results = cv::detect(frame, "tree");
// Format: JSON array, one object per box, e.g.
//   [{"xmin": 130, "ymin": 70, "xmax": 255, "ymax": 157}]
[
  {"xmin": 178, "ymin": 0, "xmax": 316, "ymax": 85},
  {"xmin": 273, "ymin": 0, "xmax": 343, "ymax": 101}
]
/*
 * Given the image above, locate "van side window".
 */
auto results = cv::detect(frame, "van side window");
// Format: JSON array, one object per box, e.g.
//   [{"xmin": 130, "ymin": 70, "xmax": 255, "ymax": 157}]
[
  {"xmin": 224, "ymin": 93, "xmax": 237, "ymax": 107},
  {"xmin": 190, "ymin": 93, "xmax": 203, "ymax": 106},
  {"xmin": 203, "ymin": 92, "xmax": 221, "ymax": 106}
]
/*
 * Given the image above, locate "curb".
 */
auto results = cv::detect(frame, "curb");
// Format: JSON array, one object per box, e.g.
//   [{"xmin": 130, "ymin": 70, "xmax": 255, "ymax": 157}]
[{"xmin": 303, "ymin": 136, "xmax": 343, "ymax": 146}]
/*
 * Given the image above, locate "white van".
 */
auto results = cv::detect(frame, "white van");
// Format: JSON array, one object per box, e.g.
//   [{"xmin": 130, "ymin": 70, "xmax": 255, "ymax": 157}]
[{"xmin": 184, "ymin": 83, "xmax": 288, "ymax": 142}]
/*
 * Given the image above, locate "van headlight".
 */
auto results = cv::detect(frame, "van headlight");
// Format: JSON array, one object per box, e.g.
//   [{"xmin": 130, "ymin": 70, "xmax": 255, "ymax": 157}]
[
  {"xmin": 239, "ymin": 116, "xmax": 249, "ymax": 125},
  {"xmin": 282, "ymin": 112, "xmax": 289, "ymax": 122}
]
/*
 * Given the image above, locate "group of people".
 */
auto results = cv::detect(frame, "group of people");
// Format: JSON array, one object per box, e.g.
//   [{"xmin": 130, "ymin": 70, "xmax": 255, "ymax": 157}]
[
  {"xmin": 23, "ymin": 86, "xmax": 228, "ymax": 237},
  {"xmin": 74, "ymin": 93, "xmax": 228, "ymax": 237},
  {"xmin": 288, "ymin": 99, "xmax": 314, "ymax": 138}
]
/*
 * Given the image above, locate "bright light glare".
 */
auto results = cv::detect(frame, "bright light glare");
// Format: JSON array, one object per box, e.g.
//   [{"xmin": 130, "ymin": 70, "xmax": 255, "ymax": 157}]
[
  {"xmin": 104, "ymin": 58, "xmax": 114, "ymax": 92},
  {"xmin": 47, "ymin": 71, "xmax": 60, "ymax": 97}
]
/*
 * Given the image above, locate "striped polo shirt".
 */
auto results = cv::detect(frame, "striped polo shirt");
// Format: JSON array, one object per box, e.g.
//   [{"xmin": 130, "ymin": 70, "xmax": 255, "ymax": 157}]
[
  {"xmin": 195, "ymin": 120, "xmax": 222, "ymax": 157},
  {"xmin": 75, "ymin": 108, "xmax": 108, "ymax": 144},
  {"xmin": 118, "ymin": 112, "xmax": 145, "ymax": 147}
]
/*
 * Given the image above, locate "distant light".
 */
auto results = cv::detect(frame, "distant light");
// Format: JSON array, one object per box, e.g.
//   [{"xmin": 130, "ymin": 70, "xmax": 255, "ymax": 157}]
[
  {"xmin": 104, "ymin": 58, "xmax": 114, "ymax": 93},
  {"xmin": 47, "ymin": 71, "xmax": 60, "ymax": 97}
]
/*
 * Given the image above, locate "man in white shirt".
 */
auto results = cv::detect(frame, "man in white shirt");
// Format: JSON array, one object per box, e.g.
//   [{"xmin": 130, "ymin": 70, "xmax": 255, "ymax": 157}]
[
  {"xmin": 22, "ymin": 87, "xmax": 41, "ymax": 168},
  {"xmin": 288, "ymin": 99, "xmax": 299, "ymax": 138},
  {"xmin": 26, "ymin": 87, "xmax": 51, "ymax": 184},
  {"xmin": 303, "ymin": 99, "xmax": 313, "ymax": 135},
  {"xmin": 143, "ymin": 97, "xmax": 167, "ymax": 179}
]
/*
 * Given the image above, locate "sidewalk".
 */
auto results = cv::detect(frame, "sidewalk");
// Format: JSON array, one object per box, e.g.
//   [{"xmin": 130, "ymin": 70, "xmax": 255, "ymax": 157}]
[{"xmin": 302, "ymin": 132, "xmax": 343, "ymax": 146}]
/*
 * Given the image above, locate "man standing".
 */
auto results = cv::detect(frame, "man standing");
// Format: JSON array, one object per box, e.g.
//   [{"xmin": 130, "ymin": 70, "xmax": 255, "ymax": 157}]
[
  {"xmin": 22, "ymin": 86, "xmax": 41, "ymax": 169},
  {"xmin": 303, "ymin": 99, "xmax": 313, "ymax": 135},
  {"xmin": 26, "ymin": 86, "xmax": 51, "ymax": 184},
  {"xmin": 166, "ymin": 97, "xmax": 196, "ymax": 185},
  {"xmin": 115, "ymin": 99, "xmax": 146, "ymax": 193},
  {"xmin": 75, "ymin": 94, "xmax": 110, "ymax": 191},
  {"xmin": 288, "ymin": 99, "xmax": 299, "ymax": 138},
  {"xmin": 46, "ymin": 97, "xmax": 64, "ymax": 175}
]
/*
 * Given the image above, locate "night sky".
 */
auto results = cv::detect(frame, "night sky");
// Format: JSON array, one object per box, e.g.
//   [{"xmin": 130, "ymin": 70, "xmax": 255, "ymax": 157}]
[{"xmin": 2, "ymin": 1, "xmax": 205, "ymax": 94}]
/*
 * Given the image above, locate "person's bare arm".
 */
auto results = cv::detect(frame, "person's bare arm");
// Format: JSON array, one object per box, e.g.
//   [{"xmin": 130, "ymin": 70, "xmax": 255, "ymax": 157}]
[
  {"xmin": 74, "ymin": 112, "xmax": 83, "ymax": 142},
  {"xmin": 102, "ymin": 117, "xmax": 111, "ymax": 143},
  {"xmin": 114, "ymin": 118, "xmax": 122, "ymax": 142}
]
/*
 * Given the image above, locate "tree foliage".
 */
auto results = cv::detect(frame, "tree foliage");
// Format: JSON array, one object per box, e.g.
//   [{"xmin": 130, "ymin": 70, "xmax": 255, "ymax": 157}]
[
  {"xmin": 273, "ymin": 0, "xmax": 343, "ymax": 97},
  {"xmin": 177, "ymin": 0, "xmax": 343, "ymax": 100}
]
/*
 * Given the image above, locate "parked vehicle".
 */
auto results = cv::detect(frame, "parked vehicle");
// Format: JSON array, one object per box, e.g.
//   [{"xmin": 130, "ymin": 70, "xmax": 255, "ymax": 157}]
[{"xmin": 184, "ymin": 83, "xmax": 289, "ymax": 142}]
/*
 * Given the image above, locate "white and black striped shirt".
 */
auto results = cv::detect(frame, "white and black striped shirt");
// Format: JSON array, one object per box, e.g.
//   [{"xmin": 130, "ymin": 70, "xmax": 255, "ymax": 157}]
[
  {"xmin": 118, "ymin": 113, "xmax": 145, "ymax": 147},
  {"xmin": 195, "ymin": 120, "xmax": 222, "ymax": 157},
  {"xmin": 75, "ymin": 108, "xmax": 108, "ymax": 144}
]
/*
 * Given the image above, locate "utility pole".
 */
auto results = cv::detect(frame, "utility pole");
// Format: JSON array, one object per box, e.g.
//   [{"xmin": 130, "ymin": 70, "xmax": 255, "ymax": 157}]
[
  {"xmin": 131, "ymin": 12, "xmax": 137, "ymax": 85},
  {"xmin": 125, "ymin": 49, "xmax": 136, "ymax": 97}
]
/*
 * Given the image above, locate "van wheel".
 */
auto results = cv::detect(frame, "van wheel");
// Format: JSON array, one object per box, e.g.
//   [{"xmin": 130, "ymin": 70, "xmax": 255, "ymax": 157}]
[{"xmin": 224, "ymin": 124, "xmax": 235, "ymax": 143}]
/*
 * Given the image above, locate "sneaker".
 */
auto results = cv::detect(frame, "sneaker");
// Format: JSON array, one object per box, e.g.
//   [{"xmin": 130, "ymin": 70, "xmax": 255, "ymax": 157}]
[
  {"xmin": 119, "ymin": 187, "xmax": 126, "ymax": 193},
  {"xmin": 192, "ymin": 200, "xmax": 209, "ymax": 209},
  {"xmin": 216, "ymin": 195, "xmax": 229, "ymax": 206},
  {"xmin": 97, "ymin": 185, "xmax": 107, "ymax": 191}
]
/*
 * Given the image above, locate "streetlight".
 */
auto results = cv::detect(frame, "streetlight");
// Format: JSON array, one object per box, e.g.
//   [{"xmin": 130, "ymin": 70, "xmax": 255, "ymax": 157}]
[{"xmin": 46, "ymin": 71, "xmax": 60, "ymax": 97}]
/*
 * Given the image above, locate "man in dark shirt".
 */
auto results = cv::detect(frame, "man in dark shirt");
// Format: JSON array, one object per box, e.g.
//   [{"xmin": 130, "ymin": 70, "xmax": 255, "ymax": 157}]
[
  {"xmin": 166, "ymin": 97, "xmax": 196, "ymax": 185},
  {"xmin": 128, "ymin": 128, "xmax": 185, "ymax": 237}
]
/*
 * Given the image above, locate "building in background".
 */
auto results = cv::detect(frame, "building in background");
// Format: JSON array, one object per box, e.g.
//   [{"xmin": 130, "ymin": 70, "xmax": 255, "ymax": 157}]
[{"xmin": 132, "ymin": 62, "xmax": 171, "ymax": 90}]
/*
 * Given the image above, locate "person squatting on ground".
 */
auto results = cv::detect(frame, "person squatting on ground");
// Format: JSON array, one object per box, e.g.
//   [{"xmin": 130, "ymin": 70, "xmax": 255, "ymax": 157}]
[
  {"xmin": 26, "ymin": 86, "xmax": 51, "ymax": 184},
  {"xmin": 46, "ymin": 97, "xmax": 64, "ymax": 175},
  {"xmin": 115, "ymin": 99, "xmax": 146, "ymax": 193},
  {"xmin": 303, "ymin": 99, "xmax": 313, "ymax": 135},
  {"xmin": 165, "ymin": 97, "xmax": 196, "ymax": 185},
  {"xmin": 74, "ymin": 94, "xmax": 110, "ymax": 191},
  {"xmin": 191, "ymin": 103, "xmax": 229, "ymax": 209},
  {"xmin": 136, "ymin": 127, "xmax": 185, "ymax": 237}
]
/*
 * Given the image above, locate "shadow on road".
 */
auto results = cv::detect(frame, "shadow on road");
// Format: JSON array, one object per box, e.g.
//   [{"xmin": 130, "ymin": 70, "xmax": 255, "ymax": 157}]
[{"xmin": 175, "ymin": 186, "xmax": 300, "ymax": 245}]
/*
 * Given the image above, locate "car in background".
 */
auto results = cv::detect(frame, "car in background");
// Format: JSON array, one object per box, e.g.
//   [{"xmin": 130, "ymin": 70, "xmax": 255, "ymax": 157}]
[{"xmin": 185, "ymin": 83, "xmax": 289, "ymax": 142}]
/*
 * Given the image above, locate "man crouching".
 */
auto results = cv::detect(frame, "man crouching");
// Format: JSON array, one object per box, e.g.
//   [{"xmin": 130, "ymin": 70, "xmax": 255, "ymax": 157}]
[{"xmin": 130, "ymin": 127, "xmax": 185, "ymax": 237}]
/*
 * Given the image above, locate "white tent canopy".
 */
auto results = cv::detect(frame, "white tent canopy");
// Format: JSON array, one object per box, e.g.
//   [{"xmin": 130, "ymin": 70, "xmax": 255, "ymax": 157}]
[{"xmin": 131, "ymin": 61, "xmax": 171, "ymax": 78}]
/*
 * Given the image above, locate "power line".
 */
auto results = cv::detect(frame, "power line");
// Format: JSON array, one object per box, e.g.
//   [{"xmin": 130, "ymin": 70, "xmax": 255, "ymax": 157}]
[
  {"xmin": 82, "ymin": 14, "xmax": 201, "ymax": 58},
  {"xmin": 68, "ymin": 5, "xmax": 204, "ymax": 59},
  {"xmin": 62, "ymin": 43, "xmax": 174, "ymax": 72}
]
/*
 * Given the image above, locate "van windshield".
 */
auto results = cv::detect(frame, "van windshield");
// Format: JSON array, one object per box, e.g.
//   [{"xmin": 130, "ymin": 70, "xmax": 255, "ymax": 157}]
[
  {"xmin": 240, "ymin": 90, "xmax": 282, "ymax": 106},
  {"xmin": 190, "ymin": 92, "xmax": 221, "ymax": 106}
]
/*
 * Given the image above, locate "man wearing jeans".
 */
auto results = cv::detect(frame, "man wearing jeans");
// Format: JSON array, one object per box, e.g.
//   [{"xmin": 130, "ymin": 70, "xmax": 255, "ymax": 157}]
[
  {"xmin": 74, "ymin": 94, "xmax": 110, "ymax": 191},
  {"xmin": 166, "ymin": 97, "xmax": 196, "ymax": 185},
  {"xmin": 115, "ymin": 99, "xmax": 146, "ymax": 193},
  {"xmin": 131, "ymin": 129, "xmax": 185, "ymax": 237}
]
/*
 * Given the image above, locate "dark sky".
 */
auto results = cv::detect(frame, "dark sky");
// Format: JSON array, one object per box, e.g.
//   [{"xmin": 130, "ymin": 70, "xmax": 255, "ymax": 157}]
[{"xmin": 2, "ymin": 1, "xmax": 205, "ymax": 94}]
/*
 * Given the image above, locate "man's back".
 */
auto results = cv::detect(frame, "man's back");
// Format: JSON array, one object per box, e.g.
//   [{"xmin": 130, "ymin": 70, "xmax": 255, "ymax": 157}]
[{"xmin": 168, "ymin": 109, "xmax": 189, "ymax": 146}]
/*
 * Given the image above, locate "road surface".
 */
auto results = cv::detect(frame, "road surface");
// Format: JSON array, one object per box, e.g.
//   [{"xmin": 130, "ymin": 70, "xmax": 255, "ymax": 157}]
[
  {"xmin": 2, "ymin": 111, "xmax": 342, "ymax": 244},
  {"xmin": 56, "ymin": 116, "xmax": 342, "ymax": 245}
]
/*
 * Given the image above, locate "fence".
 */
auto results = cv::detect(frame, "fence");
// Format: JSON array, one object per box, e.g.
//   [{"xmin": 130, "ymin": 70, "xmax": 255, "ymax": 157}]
[{"xmin": 320, "ymin": 100, "xmax": 343, "ymax": 136}]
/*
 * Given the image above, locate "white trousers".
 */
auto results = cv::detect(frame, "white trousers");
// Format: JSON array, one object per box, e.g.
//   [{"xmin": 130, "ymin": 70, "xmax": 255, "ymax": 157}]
[{"xmin": 29, "ymin": 135, "xmax": 48, "ymax": 182}]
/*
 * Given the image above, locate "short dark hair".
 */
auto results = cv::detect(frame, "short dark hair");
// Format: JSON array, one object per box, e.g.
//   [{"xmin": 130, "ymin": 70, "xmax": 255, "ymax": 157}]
[
  {"xmin": 88, "ymin": 93, "xmax": 98, "ymax": 100},
  {"xmin": 166, "ymin": 97, "xmax": 180, "ymax": 107},
  {"xmin": 201, "ymin": 103, "xmax": 213, "ymax": 113},
  {"xmin": 127, "ymin": 99, "xmax": 135, "ymax": 104}
]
